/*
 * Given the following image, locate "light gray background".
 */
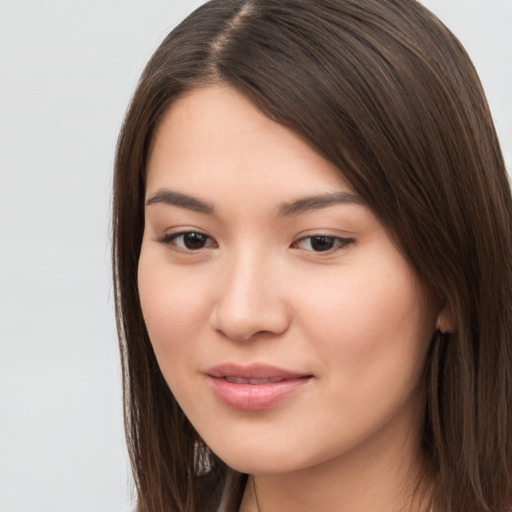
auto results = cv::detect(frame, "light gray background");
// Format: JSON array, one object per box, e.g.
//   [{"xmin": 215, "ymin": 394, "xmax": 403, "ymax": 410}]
[{"xmin": 0, "ymin": 2, "xmax": 510, "ymax": 511}]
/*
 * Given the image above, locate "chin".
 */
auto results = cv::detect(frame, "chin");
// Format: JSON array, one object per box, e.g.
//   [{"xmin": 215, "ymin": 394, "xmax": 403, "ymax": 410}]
[
  {"xmin": 220, "ymin": 455, "xmax": 299, "ymax": 475},
  {"xmin": 207, "ymin": 440, "xmax": 320, "ymax": 476}
]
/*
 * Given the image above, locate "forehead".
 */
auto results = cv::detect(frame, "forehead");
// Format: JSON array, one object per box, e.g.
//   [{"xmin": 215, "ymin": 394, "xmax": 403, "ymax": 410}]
[{"xmin": 146, "ymin": 85, "xmax": 352, "ymax": 200}]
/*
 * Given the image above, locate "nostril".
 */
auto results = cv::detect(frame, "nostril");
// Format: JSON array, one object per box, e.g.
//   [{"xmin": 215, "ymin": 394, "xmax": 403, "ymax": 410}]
[
  {"xmin": 211, "ymin": 301, "xmax": 290, "ymax": 342},
  {"xmin": 209, "ymin": 261, "xmax": 291, "ymax": 340}
]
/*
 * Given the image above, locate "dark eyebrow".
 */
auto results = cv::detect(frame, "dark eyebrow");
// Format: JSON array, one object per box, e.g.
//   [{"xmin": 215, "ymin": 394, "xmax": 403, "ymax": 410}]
[
  {"xmin": 279, "ymin": 192, "xmax": 363, "ymax": 216},
  {"xmin": 145, "ymin": 189, "xmax": 215, "ymax": 214}
]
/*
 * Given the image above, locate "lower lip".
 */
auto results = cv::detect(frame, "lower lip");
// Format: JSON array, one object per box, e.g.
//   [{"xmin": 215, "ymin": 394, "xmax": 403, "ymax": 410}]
[{"xmin": 207, "ymin": 376, "xmax": 311, "ymax": 411}]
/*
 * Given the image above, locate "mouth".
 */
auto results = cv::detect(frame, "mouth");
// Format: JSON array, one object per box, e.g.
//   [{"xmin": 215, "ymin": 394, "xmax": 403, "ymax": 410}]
[
  {"xmin": 205, "ymin": 364, "xmax": 313, "ymax": 411},
  {"xmin": 223, "ymin": 376, "xmax": 290, "ymax": 384}
]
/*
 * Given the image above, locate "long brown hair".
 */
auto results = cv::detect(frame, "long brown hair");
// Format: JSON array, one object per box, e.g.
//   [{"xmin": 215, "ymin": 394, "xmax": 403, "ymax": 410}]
[{"xmin": 113, "ymin": 1, "xmax": 512, "ymax": 510}]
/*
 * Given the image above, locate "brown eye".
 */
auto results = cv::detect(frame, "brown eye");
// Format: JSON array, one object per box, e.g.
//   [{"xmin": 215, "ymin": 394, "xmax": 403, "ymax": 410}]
[
  {"xmin": 181, "ymin": 232, "xmax": 209, "ymax": 250},
  {"xmin": 159, "ymin": 231, "xmax": 215, "ymax": 251},
  {"xmin": 310, "ymin": 236, "xmax": 336, "ymax": 252},
  {"xmin": 294, "ymin": 235, "xmax": 353, "ymax": 253}
]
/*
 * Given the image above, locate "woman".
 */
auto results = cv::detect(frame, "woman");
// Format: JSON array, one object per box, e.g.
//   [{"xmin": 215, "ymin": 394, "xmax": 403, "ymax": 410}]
[{"xmin": 112, "ymin": 0, "xmax": 512, "ymax": 510}]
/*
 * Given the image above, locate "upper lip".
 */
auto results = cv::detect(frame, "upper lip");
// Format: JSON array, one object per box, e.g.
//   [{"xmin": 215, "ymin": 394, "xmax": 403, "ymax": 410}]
[{"xmin": 206, "ymin": 363, "xmax": 311, "ymax": 380}]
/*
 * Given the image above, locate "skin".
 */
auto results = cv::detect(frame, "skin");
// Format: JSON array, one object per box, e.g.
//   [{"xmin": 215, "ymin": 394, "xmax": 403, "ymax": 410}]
[{"xmin": 138, "ymin": 85, "xmax": 444, "ymax": 512}]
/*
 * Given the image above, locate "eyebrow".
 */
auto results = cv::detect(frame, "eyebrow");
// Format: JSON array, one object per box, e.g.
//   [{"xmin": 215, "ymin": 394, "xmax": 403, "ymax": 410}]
[
  {"xmin": 145, "ymin": 188, "xmax": 362, "ymax": 216},
  {"xmin": 145, "ymin": 189, "xmax": 215, "ymax": 214},
  {"xmin": 278, "ymin": 191, "xmax": 363, "ymax": 216}
]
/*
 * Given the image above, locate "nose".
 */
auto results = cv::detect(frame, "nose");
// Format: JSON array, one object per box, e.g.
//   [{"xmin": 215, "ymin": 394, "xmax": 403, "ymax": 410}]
[{"xmin": 210, "ymin": 251, "xmax": 291, "ymax": 342}]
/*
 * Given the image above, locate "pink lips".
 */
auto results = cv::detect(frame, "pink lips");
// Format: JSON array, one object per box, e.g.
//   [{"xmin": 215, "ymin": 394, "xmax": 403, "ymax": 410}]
[{"xmin": 206, "ymin": 364, "xmax": 312, "ymax": 411}]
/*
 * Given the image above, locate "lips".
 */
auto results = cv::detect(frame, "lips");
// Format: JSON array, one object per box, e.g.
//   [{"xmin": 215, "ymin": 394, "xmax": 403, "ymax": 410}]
[
  {"xmin": 224, "ymin": 376, "xmax": 286, "ymax": 384},
  {"xmin": 205, "ymin": 364, "xmax": 312, "ymax": 411}
]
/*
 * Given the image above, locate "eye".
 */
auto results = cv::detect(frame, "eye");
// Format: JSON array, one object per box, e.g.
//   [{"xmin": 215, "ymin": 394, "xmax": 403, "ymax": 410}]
[
  {"xmin": 293, "ymin": 235, "xmax": 353, "ymax": 253},
  {"xmin": 158, "ymin": 231, "xmax": 216, "ymax": 251}
]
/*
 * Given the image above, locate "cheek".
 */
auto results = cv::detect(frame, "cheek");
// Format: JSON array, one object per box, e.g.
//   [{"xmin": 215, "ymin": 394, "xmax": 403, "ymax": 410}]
[
  {"xmin": 137, "ymin": 250, "xmax": 220, "ymax": 420},
  {"xmin": 292, "ymin": 265, "xmax": 434, "ymax": 453},
  {"xmin": 294, "ymin": 256, "xmax": 434, "ymax": 375},
  {"xmin": 137, "ymin": 250, "xmax": 212, "ymax": 365}
]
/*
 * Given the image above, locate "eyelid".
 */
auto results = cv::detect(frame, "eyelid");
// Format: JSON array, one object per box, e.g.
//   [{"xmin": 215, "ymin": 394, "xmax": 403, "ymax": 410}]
[
  {"xmin": 292, "ymin": 234, "xmax": 355, "ymax": 253},
  {"xmin": 155, "ymin": 230, "xmax": 217, "ymax": 252},
  {"xmin": 153, "ymin": 228, "xmax": 354, "ymax": 255}
]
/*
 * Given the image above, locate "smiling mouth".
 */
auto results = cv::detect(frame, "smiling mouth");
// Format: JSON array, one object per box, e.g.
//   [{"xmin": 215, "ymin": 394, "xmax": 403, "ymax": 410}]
[
  {"xmin": 205, "ymin": 364, "xmax": 312, "ymax": 411},
  {"xmin": 223, "ymin": 376, "xmax": 290, "ymax": 385}
]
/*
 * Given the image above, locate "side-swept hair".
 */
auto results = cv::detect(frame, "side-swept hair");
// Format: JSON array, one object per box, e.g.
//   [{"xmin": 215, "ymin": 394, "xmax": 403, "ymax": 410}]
[{"xmin": 113, "ymin": 1, "xmax": 512, "ymax": 510}]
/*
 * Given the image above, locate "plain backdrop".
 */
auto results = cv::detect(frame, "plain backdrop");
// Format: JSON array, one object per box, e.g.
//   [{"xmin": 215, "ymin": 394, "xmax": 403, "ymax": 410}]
[{"xmin": 0, "ymin": 2, "xmax": 510, "ymax": 511}]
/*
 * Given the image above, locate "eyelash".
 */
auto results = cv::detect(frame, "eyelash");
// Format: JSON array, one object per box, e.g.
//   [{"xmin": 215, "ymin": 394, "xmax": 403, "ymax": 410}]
[
  {"xmin": 292, "ymin": 235, "xmax": 354, "ymax": 253},
  {"xmin": 157, "ymin": 231, "xmax": 217, "ymax": 252},
  {"xmin": 157, "ymin": 231, "xmax": 354, "ymax": 254}
]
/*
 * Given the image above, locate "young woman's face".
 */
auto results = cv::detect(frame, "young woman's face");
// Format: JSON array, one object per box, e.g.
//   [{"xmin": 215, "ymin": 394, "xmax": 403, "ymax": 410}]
[{"xmin": 138, "ymin": 85, "xmax": 439, "ymax": 475}]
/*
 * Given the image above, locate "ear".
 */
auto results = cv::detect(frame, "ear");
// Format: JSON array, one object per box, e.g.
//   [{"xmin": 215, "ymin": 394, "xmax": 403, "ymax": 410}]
[{"xmin": 436, "ymin": 303, "xmax": 455, "ymax": 334}]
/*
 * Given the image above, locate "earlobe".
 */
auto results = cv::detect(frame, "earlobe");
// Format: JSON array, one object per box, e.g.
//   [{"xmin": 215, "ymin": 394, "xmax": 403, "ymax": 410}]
[{"xmin": 436, "ymin": 304, "xmax": 455, "ymax": 334}]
